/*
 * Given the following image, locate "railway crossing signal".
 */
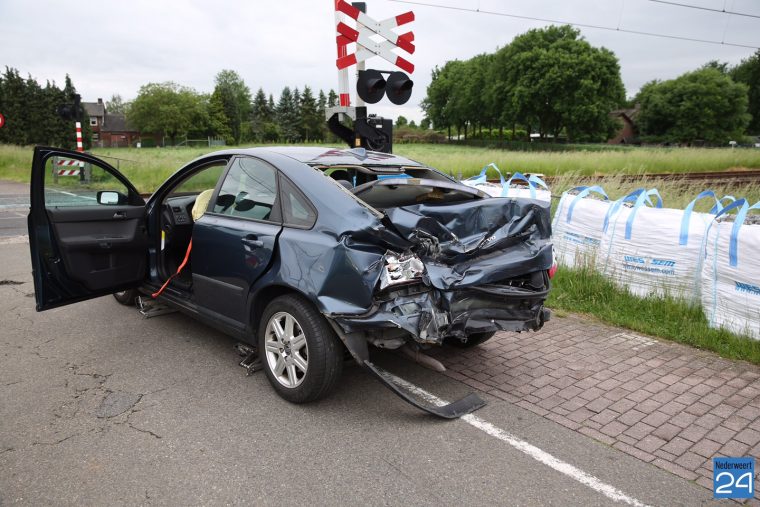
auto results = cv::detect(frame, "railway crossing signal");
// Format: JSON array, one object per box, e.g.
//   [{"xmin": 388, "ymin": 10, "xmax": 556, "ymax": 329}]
[
  {"xmin": 0, "ymin": 113, "xmax": 5, "ymax": 129},
  {"xmin": 327, "ymin": 0, "xmax": 415, "ymax": 153}
]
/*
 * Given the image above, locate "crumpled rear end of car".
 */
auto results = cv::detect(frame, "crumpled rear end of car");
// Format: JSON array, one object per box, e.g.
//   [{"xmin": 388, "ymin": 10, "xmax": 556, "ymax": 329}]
[{"xmin": 332, "ymin": 197, "xmax": 553, "ymax": 345}]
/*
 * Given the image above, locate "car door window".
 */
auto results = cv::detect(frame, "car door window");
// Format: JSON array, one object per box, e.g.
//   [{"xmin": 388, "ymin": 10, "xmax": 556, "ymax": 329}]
[
  {"xmin": 169, "ymin": 162, "xmax": 227, "ymax": 196},
  {"xmin": 280, "ymin": 176, "xmax": 317, "ymax": 228},
  {"xmin": 213, "ymin": 157, "xmax": 280, "ymax": 222},
  {"xmin": 44, "ymin": 156, "xmax": 131, "ymax": 207}
]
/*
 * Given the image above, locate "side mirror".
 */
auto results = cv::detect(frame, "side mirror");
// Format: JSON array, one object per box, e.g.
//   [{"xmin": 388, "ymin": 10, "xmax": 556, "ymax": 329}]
[{"xmin": 97, "ymin": 191, "xmax": 126, "ymax": 205}]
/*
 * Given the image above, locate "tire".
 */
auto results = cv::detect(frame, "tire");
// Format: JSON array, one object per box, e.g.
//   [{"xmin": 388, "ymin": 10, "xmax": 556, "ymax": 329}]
[
  {"xmin": 113, "ymin": 289, "xmax": 139, "ymax": 306},
  {"xmin": 258, "ymin": 294, "xmax": 343, "ymax": 403},
  {"xmin": 445, "ymin": 331, "xmax": 496, "ymax": 348}
]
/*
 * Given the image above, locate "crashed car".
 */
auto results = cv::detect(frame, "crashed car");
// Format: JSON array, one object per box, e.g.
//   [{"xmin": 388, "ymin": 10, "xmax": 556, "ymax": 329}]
[{"xmin": 28, "ymin": 146, "xmax": 553, "ymax": 417}]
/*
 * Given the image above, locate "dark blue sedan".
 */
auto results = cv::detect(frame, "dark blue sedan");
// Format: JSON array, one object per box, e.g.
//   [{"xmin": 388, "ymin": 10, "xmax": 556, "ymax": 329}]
[{"xmin": 28, "ymin": 146, "xmax": 552, "ymax": 417}]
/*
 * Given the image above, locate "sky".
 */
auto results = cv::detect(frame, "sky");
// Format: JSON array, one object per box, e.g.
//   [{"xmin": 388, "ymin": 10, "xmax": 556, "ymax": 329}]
[{"xmin": 1, "ymin": 0, "xmax": 758, "ymax": 123}]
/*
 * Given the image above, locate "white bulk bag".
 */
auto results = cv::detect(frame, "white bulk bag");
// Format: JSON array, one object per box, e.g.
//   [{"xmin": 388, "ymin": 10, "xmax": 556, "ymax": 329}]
[
  {"xmin": 502, "ymin": 172, "xmax": 552, "ymax": 202},
  {"xmin": 551, "ymin": 185, "xmax": 610, "ymax": 268},
  {"xmin": 599, "ymin": 190, "xmax": 726, "ymax": 301},
  {"xmin": 462, "ymin": 164, "xmax": 551, "ymax": 202},
  {"xmin": 596, "ymin": 188, "xmax": 661, "ymax": 271},
  {"xmin": 702, "ymin": 199, "xmax": 760, "ymax": 340}
]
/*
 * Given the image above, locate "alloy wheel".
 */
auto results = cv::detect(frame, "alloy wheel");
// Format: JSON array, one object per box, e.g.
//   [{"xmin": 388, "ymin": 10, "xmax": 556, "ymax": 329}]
[{"xmin": 264, "ymin": 311, "xmax": 309, "ymax": 388}]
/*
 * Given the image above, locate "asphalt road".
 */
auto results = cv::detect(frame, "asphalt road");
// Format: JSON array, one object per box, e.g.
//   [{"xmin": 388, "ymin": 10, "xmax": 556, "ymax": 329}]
[
  {"xmin": 0, "ymin": 180, "xmax": 29, "ymax": 238},
  {"xmin": 0, "ymin": 239, "xmax": 716, "ymax": 506}
]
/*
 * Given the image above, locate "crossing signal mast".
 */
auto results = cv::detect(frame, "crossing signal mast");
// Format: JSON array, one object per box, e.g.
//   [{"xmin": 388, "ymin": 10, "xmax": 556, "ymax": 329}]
[{"xmin": 327, "ymin": 0, "xmax": 415, "ymax": 153}]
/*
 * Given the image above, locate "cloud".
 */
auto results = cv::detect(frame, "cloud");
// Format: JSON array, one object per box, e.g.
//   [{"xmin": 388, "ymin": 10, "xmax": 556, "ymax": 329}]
[{"xmin": 1, "ymin": 0, "xmax": 757, "ymax": 122}]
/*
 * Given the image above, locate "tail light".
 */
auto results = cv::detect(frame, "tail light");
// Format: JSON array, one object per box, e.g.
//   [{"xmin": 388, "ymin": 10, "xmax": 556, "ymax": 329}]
[{"xmin": 548, "ymin": 262, "xmax": 558, "ymax": 279}]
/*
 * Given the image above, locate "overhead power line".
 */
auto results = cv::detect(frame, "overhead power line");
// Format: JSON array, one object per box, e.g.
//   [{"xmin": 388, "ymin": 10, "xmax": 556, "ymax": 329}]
[
  {"xmin": 386, "ymin": 0, "xmax": 759, "ymax": 49},
  {"xmin": 648, "ymin": 0, "xmax": 760, "ymax": 20}
]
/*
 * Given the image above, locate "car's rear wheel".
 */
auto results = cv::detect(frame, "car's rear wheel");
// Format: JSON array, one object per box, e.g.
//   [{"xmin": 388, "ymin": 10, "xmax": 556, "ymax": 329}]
[
  {"xmin": 258, "ymin": 295, "xmax": 343, "ymax": 403},
  {"xmin": 113, "ymin": 289, "xmax": 139, "ymax": 306},
  {"xmin": 445, "ymin": 331, "xmax": 497, "ymax": 348}
]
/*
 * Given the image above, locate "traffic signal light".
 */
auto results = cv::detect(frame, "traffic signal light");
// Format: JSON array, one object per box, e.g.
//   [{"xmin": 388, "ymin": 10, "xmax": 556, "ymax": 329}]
[
  {"xmin": 356, "ymin": 69, "xmax": 413, "ymax": 105},
  {"xmin": 356, "ymin": 69, "xmax": 386, "ymax": 104},
  {"xmin": 385, "ymin": 71, "xmax": 413, "ymax": 105},
  {"xmin": 56, "ymin": 94, "xmax": 82, "ymax": 121}
]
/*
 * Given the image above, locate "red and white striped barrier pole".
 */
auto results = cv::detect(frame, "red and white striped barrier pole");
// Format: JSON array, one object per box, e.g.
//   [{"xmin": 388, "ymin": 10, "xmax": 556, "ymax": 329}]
[
  {"xmin": 75, "ymin": 121, "xmax": 84, "ymax": 154},
  {"xmin": 75, "ymin": 121, "xmax": 85, "ymax": 180}
]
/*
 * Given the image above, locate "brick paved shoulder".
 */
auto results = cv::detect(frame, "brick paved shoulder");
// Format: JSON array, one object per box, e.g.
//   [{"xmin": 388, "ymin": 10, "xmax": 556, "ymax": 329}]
[{"xmin": 430, "ymin": 315, "xmax": 760, "ymax": 497}]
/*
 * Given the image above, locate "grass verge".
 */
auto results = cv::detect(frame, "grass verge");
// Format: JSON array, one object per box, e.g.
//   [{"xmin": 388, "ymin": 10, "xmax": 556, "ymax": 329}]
[
  {"xmin": 3, "ymin": 143, "xmax": 760, "ymax": 193},
  {"xmin": 548, "ymin": 264, "xmax": 760, "ymax": 366}
]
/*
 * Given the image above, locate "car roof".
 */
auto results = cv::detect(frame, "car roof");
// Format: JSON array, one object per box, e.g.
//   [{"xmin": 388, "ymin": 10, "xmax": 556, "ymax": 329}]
[{"xmin": 213, "ymin": 146, "xmax": 424, "ymax": 167}]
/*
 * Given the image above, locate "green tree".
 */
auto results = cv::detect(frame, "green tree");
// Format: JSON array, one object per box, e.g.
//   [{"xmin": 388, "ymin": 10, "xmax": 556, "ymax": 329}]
[
  {"xmin": 106, "ymin": 94, "xmax": 128, "ymax": 115},
  {"xmin": 490, "ymin": 26, "xmax": 625, "ymax": 141},
  {"xmin": 422, "ymin": 60, "xmax": 462, "ymax": 138},
  {"xmin": 463, "ymin": 53, "xmax": 494, "ymax": 136},
  {"xmin": 207, "ymin": 92, "xmax": 233, "ymax": 144},
  {"xmin": 0, "ymin": 68, "xmax": 89, "ymax": 148},
  {"xmin": 276, "ymin": 87, "xmax": 300, "ymax": 142},
  {"xmin": 731, "ymin": 50, "xmax": 760, "ymax": 133},
  {"xmin": 299, "ymin": 86, "xmax": 321, "ymax": 142},
  {"xmin": 702, "ymin": 60, "xmax": 730, "ymax": 74},
  {"xmin": 0, "ymin": 67, "xmax": 30, "ymax": 145},
  {"xmin": 395, "ymin": 115, "xmax": 408, "ymax": 127},
  {"xmin": 316, "ymin": 89, "xmax": 328, "ymax": 141},
  {"xmin": 250, "ymin": 87, "xmax": 272, "ymax": 141},
  {"xmin": 420, "ymin": 117, "xmax": 431, "ymax": 130},
  {"xmin": 212, "ymin": 70, "xmax": 252, "ymax": 144},
  {"xmin": 128, "ymin": 82, "xmax": 205, "ymax": 145},
  {"xmin": 637, "ymin": 68, "xmax": 750, "ymax": 144}
]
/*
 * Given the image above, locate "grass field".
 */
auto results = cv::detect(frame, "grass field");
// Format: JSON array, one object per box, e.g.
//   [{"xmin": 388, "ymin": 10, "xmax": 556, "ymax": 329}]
[
  {"xmin": 398, "ymin": 144, "xmax": 760, "ymax": 178},
  {"xmin": 2, "ymin": 143, "xmax": 760, "ymax": 194}
]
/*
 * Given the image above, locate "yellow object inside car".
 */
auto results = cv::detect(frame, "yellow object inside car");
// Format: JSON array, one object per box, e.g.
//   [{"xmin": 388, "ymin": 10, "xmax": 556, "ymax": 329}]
[{"xmin": 192, "ymin": 189, "xmax": 214, "ymax": 221}]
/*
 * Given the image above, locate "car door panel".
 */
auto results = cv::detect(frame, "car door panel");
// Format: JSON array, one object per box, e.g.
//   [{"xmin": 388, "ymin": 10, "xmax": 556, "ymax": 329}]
[
  {"xmin": 29, "ymin": 146, "xmax": 148, "ymax": 311},
  {"xmin": 190, "ymin": 156, "xmax": 282, "ymax": 324},
  {"xmin": 192, "ymin": 214, "xmax": 280, "ymax": 323},
  {"xmin": 47, "ymin": 206, "xmax": 147, "ymax": 291}
]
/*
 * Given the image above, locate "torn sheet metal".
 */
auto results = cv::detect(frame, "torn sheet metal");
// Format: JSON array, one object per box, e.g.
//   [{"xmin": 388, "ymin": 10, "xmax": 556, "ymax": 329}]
[{"xmin": 383, "ymin": 198, "xmax": 553, "ymax": 289}]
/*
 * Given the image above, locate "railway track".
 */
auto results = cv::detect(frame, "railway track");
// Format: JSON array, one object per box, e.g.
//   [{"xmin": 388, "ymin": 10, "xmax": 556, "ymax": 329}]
[{"xmin": 488, "ymin": 169, "xmax": 760, "ymax": 186}]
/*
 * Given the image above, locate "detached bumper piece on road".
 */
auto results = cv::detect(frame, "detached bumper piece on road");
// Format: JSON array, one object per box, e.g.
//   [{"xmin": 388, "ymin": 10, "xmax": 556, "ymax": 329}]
[{"xmin": 364, "ymin": 361, "xmax": 487, "ymax": 418}]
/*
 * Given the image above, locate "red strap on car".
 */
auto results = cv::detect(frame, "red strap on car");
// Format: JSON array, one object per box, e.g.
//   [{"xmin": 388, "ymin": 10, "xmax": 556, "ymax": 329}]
[{"xmin": 152, "ymin": 239, "xmax": 192, "ymax": 298}]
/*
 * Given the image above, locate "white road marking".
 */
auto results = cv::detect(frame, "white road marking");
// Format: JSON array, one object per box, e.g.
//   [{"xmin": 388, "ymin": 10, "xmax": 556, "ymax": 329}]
[
  {"xmin": 0, "ymin": 235, "xmax": 28, "ymax": 245},
  {"xmin": 384, "ymin": 370, "xmax": 651, "ymax": 507},
  {"xmin": 48, "ymin": 188, "xmax": 97, "ymax": 201}
]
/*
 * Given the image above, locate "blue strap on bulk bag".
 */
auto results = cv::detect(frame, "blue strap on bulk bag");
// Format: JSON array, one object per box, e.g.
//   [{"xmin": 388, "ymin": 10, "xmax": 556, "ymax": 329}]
[
  {"xmin": 719, "ymin": 195, "xmax": 737, "ymax": 210},
  {"xmin": 566, "ymin": 186, "xmax": 608, "ymax": 223},
  {"xmin": 708, "ymin": 198, "xmax": 748, "ymax": 267},
  {"xmin": 603, "ymin": 188, "xmax": 650, "ymax": 233},
  {"xmin": 464, "ymin": 163, "xmax": 505, "ymax": 187},
  {"xmin": 730, "ymin": 200, "xmax": 760, "ymax": 267},
  {"xmin": 528, "ymin": 174, "xmax": 550, "ymax": 190},
  {"xmin": 679, "ymin": 190, "xmax": 723, "ymax": 246},
  {"xmin": 503, "ymin": 172, "xmax": 551, "ymax": 199},
  {"xmin": 624, "ymin": 189, "xmax": 663, "ymax": 240}
]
